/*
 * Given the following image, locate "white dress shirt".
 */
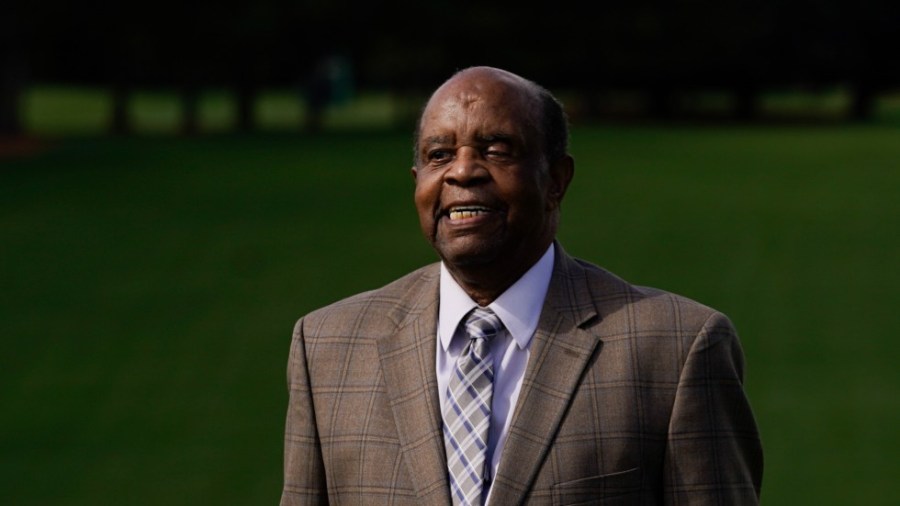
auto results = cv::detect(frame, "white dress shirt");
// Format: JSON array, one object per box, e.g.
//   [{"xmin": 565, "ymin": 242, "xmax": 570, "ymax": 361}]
[{"xmin": 437, "ymin": 244, "xmax": 555, "ymax": 503}]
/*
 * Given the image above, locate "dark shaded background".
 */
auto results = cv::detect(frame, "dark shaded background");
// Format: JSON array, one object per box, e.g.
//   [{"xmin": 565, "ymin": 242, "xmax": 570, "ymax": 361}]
[{"xmin": 3, "ymin": 0, "xmax": 900, "ymax": 135}]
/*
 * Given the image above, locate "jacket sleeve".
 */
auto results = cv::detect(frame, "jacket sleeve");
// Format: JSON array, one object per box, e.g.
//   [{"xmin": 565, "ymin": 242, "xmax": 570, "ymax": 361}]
[
  {"xmin": 281, "ymin": 318, "xmax": 329, "ymax": 505},
  {"xmin": 662, "ymin": 312, "xmax": 764, "ymax": 504}
]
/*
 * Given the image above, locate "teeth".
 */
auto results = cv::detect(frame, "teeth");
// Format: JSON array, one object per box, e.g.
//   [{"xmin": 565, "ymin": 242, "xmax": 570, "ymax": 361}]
[
  {"xmin": 448, "ymin": 206, "xmax": 490, "ymax": 220},
  {"xmin": 450, "ymin": 210, "xmax": 481, "ymax": 220}
]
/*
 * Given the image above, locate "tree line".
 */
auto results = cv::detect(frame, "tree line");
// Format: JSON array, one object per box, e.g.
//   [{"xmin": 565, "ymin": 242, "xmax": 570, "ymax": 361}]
[{"xmin": 2, "ymin": 0, "xmax": 897, "ymax": 135}]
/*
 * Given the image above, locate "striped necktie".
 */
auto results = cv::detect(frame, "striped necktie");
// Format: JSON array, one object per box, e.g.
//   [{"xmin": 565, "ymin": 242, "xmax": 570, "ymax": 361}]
[{"xmin": 444, "ymin": 307, "xmax": 504, "ymax": 506}]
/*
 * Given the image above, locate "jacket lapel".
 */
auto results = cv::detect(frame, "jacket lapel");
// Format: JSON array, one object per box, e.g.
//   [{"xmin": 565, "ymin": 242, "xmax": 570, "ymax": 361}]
[
  {"xmin": 376, "ymin": 265, "xmax": 452, "ymax": 506},
  {"xmin": 489, "ymin": 246, "xmax": 603, "ymax": 504}
]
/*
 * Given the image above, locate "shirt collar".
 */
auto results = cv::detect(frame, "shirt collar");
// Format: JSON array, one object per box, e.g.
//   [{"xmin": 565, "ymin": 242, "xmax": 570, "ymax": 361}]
[{"xmin": 438, "ymin": 244, "xmax": 555, "ymax": 351}]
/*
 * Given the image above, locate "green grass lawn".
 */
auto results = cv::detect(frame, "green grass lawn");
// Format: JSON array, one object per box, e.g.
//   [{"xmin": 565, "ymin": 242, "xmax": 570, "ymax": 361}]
[
  {"xmin": 19, "ymin": 85, "xmax": 900, "ymax": 136},
  {"xmin": 20, "ymin": 86, "xmax": 405, "ymax": 135},
  {"xmin": 1, "ymin": 125, "xmax": 898, "ymax": 504}
]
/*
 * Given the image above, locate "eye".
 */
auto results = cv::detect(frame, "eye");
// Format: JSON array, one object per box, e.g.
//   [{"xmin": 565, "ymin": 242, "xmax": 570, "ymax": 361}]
[
  {"xmin": 427, "ymin": 149, "xmax": 453, "ymax": 163},
  {"xmin": 485, "ymin": 146, "xmax": 512, "ymax": 159}
]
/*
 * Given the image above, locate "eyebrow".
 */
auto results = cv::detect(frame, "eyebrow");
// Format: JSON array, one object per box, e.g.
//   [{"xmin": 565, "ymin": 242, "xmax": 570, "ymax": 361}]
[
  {"xmin": 420, "ymin": 133, "xmax": 517, "ymax": 149},
  {"xmin": 422, "ymin": 133, "xmax": 516, "ymax": 145},
  {"xmin": 476, "ymin": 133, "xmax": 515, "ymax": 144},
  {"xmin": 422, "ymin": 135, "xmax": 453, "ymax": 147}
]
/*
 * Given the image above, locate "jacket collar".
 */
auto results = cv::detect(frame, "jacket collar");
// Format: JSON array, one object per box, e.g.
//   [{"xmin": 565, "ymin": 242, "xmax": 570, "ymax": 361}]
[{"xmin": 376, "ymin": 243, "xmax": 612, "ymax": 505}]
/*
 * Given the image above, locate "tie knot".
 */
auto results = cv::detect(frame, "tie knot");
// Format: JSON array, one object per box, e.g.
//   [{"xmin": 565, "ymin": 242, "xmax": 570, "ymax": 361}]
[{"xmin": 464, "ymin": 307, "xmax": 503, "ymax": 341}]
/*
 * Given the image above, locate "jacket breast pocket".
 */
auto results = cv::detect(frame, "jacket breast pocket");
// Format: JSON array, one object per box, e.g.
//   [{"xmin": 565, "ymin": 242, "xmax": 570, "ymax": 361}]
[{"xmin": 551, "ymin": 467, "xmax": 641, "ymax": 506}]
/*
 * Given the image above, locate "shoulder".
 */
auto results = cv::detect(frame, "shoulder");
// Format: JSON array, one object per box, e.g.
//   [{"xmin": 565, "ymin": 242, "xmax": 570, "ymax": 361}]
[
  {"xmin": 296, "ymin": 262, "xmax": 440, "ymax": 339},
  {"xmin": 566, "ymin": 254, "xmax": 744, "ymax": 376},
  {"xmin": 567, "ymin": 254, "xmax": 732, "ymax": 336}
]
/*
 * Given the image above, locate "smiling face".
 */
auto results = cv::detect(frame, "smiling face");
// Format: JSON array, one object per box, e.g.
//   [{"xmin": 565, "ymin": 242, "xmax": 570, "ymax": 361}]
[{"xmin": 412, "ymin": 68, "xmax": 572, "ymax": 299}]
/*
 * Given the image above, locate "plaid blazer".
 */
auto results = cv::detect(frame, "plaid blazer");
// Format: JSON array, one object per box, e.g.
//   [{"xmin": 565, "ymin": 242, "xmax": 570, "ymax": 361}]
[{"xmin": 281, "ymin": 244, "xmax": 763, "ymax": 505}]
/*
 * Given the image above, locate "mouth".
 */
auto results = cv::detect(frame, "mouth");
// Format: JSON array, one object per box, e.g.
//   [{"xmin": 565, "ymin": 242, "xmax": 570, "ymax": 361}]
[{"xmin": 446, "ymin": 205, "xmax": 495, "ymax": 221}]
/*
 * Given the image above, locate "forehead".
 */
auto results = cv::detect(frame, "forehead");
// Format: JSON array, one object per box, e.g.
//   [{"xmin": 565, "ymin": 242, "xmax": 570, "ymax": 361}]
[{"xmin": 419, "ymin": 75, "xmax": 539, "ymax": 142}]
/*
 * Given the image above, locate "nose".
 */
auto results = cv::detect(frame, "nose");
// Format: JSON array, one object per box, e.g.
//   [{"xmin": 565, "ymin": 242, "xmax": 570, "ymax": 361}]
[{"xmin": 444, "ymin": 146, "xmax": 489, "ymax": 186}]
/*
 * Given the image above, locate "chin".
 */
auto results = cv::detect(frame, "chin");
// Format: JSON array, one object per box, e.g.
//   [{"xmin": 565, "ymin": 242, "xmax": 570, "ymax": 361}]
[{"xmin": 435, "ymin": 240, "xmax": 503, "ymax": 269}]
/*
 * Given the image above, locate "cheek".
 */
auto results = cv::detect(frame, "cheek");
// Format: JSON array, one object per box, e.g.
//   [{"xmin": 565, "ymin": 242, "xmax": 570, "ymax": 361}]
[
  {"xmin": 502, "ymin": 177, "xmax": 546, "ymax": 211},
  {"xmin": 413, "ymin": 184, "xmax": 430, "ymax": 212},
  {"xmin": 413, "ymin": 182, "xmax": 437, "ymax": 230},
  {"xmin": 414, "ymin": 170, "xmax": 442, "ymax": 204},
  {"xmin": 507, "ymin": 183, "xmax": 551, "ymax": 229}
]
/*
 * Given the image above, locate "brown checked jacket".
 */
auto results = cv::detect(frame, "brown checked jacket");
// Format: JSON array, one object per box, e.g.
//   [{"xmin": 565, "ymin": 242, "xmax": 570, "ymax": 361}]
[{"xmin": 281, "ymin": 244, "xmax": 763, "ymax": 505}]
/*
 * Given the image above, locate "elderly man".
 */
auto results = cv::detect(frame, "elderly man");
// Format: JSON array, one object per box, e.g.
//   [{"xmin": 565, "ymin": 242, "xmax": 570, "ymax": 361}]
[{"xmin": 281, "ymin": 66, "xmax": 763, "ymax": 505}]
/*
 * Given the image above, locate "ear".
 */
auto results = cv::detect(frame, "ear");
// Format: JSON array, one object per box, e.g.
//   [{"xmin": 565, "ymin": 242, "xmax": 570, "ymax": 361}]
[
  {"xmin": 411, "ymin": 166, "xmax": 419, "ymax": 183},
  {"xmin": 546, "ymin": 155, "xmax": 574, "ymax": 209}
]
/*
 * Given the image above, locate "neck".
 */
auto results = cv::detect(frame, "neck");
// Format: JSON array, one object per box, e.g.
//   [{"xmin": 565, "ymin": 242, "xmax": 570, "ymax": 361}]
[
  {"xmin": 444, "ymin": 268, "xmax": 519, "ymax": 307},
  {"xmin": 444, "ymin": 242, "xmax": 553, "ymax": 307}
]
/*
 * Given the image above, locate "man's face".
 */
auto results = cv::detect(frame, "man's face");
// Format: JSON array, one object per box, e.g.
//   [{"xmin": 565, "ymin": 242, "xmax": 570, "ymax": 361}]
[{"xmin": 412, "ymin": 71, "xmax": 565, "ymax": 276}]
